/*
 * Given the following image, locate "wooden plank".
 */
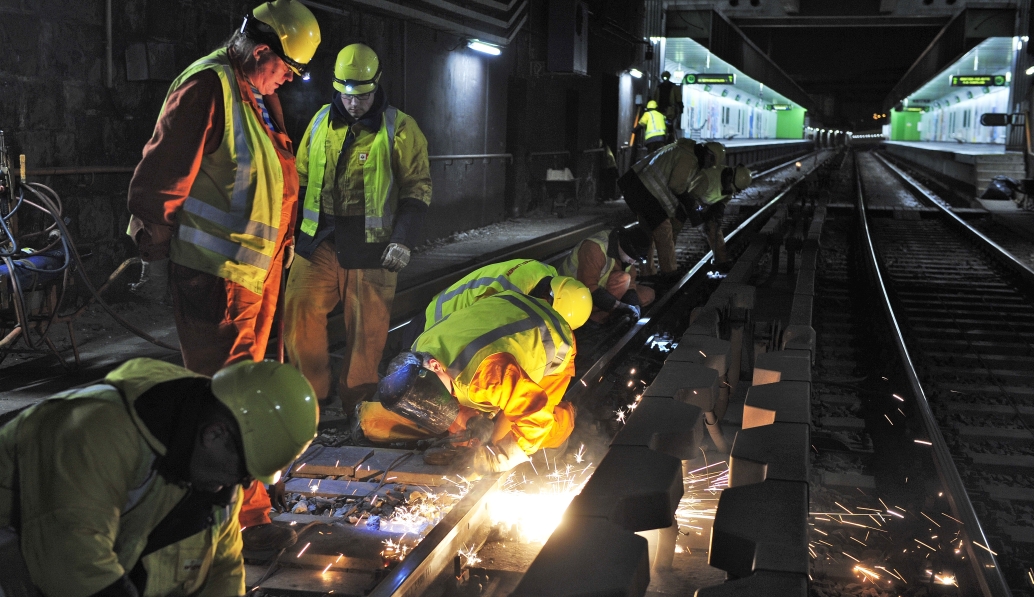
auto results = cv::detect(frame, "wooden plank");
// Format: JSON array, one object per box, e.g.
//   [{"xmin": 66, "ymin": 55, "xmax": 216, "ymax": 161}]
[{"xmin": 295, "ymin": 445, "xmax": 453, "ymax": 486}]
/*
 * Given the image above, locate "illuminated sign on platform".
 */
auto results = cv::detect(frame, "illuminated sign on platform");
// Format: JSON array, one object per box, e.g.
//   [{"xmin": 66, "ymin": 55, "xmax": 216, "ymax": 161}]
[
  {"xmin": 684, "ymin": 73, "xmax": 735, "ymax": 85},
  {"xmin": 950, "ymin": 75, "xmax": 1006, "ymax": 87},
  {"xmin": 903, "ymin": 107, "xmax": 926, "ymax": 112},
  {"xmin": 769, "ymin": 104, "xmax": 792, "ymax": 111}
]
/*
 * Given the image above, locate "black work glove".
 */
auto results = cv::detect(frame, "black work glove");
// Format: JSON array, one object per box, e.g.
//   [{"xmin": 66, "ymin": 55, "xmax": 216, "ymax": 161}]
[
  {"xmin": 620, "ymin": 289, "xmax": 641, "ymax": 307},
  {"xmin": 465, "ymin": 414, "xmax": 494, "ymax": 445}
]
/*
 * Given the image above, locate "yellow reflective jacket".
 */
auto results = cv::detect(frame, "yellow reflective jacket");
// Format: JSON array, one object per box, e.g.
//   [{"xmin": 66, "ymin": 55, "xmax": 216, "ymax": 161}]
[
  {"xmin": 559, "ymin": 231, "xmax": 621, "ymax": 288},
  {"xmin": 631, "ymin": 139, "xmax": 705, "ymax": 220},
  {"xmin": 163, "ymin": 49, "xmax": 286, "ymax": 295},
  {"xmin": 0, "ymin": 359, "xmax": 244, "ymax": 597},
  {"xmin": 297, "ymin": 103, "xmax": 431, "ymax": 244},
  {"xmin": 424, "ymin": 259, "xmax": 558, "ymax": 330},
  {"xmin": 692, "ymin": 167, "xmax": 727, "ymax": 206},
  {"xmin": 638, "ymin": 109, "xmax": 667, "ymax": 142}
]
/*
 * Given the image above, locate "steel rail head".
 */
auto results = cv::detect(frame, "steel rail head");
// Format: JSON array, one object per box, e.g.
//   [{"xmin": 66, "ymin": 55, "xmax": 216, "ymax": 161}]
[
  {"xmin": 854, "ymin": 154, "xmax": 1012, "ymax": 597},
  {"xmin": 565, "ymin": 149, "xmax": 839, "ymax": 406},
  {"xmin": 874, "ymin": 151, "xmax": 1034, "ymax": 287}
]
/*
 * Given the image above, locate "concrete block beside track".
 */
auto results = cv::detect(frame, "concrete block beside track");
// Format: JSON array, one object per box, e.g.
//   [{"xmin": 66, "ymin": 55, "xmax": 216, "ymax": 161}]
[
  {"xmin": 611, "ymin": 396, "xmax": 705, "ymax": 460},
  {"xmin": 567, "ymin": 445, "xmax": 684, "ymax": 532},
  {"xmin": 669, "ymin": 334, "xmax": 732, "ymax": 376},
  {"xmin": 694, "ymin": 571, "xmax": 808, "ymax": 597},
  {"xmin": 752, "ymin": 350, "xmax": 811, "ymax": 385},
  {"xmin": 686, "ymin": 307, "xmax": 721, "ymax": 337},
  {"xmin": 781, "ymin": 325, "xmax": 816, "ymax": 362},
  {"xmin": 729, "ymin": 423, "xmax": 809, "ymax": 487},
  {"xmin": 742, "ymin": 381, "xmax": 811, "ymax": 428},
  {"xmin": 510, "ymin": 517, "xmax": 650, "ymax": 597},
  {"xmin": 709, "ymin": 479, "xmax": 809, "ymax": 577},
  {"xmin": 644, "ymin": 362, "xmax": 720, "ymax": 411}
]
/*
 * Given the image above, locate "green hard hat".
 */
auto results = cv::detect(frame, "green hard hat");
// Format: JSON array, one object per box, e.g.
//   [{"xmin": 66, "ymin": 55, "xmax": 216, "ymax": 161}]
[{"xmin": 211, "ymin": 360, "xmax": 318, "ymax": 484}]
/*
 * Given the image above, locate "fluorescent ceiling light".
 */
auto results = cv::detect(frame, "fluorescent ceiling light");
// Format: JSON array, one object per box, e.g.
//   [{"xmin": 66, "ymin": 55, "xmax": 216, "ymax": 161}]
[
  {"xmin": 468, "ymin": 40, "xmax": 501, "ymax": 56},
  {"xmin": 629, "ymin": 68, "xmax": 643, "ymax": 79}
]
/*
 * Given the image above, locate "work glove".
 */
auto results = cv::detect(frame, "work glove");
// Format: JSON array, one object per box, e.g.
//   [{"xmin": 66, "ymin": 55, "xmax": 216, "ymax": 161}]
[
  {"xmin": 129, "ymin": 258, "xmax": 169, "ymax": 303},
  {"xmin": 612, "ymin": 301, "xmax": 641, "ymax": 320},
  {"xmin": 465, "ymin": 414, "xmax": 495, "ymax": 445},
  {"xmin": 380, "ymin": 243, "xmax": 411, "ymax": 272},
  {"xmin": 283, "ymin": 242, "xmax": 296, "ymax": 269},
  {"xmin": 471, "ymin": 435, "xmax": 529, "ymax": 475}
]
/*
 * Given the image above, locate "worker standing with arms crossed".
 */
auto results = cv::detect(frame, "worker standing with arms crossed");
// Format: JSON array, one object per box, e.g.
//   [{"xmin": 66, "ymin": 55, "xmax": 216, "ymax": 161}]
[
  {"xmin": 126, "ymin": 0, "xmax": 321, "ymax": 552},
  {"xmin": 284, "ymin": 44, "xmax": 432, "ymax": 419}
]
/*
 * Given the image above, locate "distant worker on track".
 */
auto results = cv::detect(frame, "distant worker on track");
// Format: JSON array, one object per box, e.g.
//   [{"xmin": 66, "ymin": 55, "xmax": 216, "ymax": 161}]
[
  {"xmin": 618, "ymin": 139, "xmax": 719, "ymax": 274},
  {"xmin": 653, "ymin": 71, "xmax": 684, "ymax": 142},
  {"xmin": 559, "ymin": 225, "xmax": 655, "ymax": 324},
  {"xmin": 0, "ymin": 358, "xmax": 317, "ymax": 597},
  {"xmin": 638, "ymin": 100, "xmax": 668, "ymax": 154},
  {"xmin": 357, "ymin": 291, "xmax": 578, "ymax": 473}
]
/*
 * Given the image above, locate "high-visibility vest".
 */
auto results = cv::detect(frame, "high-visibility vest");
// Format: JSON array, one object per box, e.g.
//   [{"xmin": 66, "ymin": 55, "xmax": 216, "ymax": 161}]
[
  {"xmin": 696, "ymin": 167, "xmax": 727, "ymax": 205},
  {"xmin": 166, "ymin": 49, "xmax": 284, "ymax": 295},
  {"xmin": 298, "ymin": 104, "xmax": 404, "ymax": 244},
  {"xmin": 640, "ymin": 109, "xmax": 667, "ymax": 142},
  {"xmin": 425, "ymin": 259, "xmax": 558, "ymax": 330},
  {"xmin": 414, "ymin": 291, "xmax": 574, "ymax": 408},
  {"xmin": 632, "ymin": 140, "xmax": 703, "ymax": 220},
  {"xmin": 559, "ymin": 231, "xmax": 618, "ymax": 287}
]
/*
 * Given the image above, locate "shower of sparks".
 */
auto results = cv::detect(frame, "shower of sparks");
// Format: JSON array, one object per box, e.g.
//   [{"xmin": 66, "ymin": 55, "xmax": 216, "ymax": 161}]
[
  {"xmin": 458, "ymin": 544, "xmax": 482, "ymax": 568},
  {"xmin": 934, "ymin": 574, "xmax": 958, "ymax": 586},
  {"xmin": 973, "ymin": 541, "xmax": 998, "ymax": 556},
  {"xmin": 486, "ymin": 460, "xmax": 594, "ymax": 543},
  {"xmin": 674, "ymin": 460, "xmax": 729, "ymax": 540},
  {"xmin": 574, "ymin": 444, "xmax": 586, "ymax": 464}
]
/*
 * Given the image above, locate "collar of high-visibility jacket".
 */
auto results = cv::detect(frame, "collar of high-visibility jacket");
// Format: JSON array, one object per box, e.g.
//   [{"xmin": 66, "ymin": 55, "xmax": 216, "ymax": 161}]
[{"xmin": 331, "ymin": 86, "xmax": 387, "ymax": 130}]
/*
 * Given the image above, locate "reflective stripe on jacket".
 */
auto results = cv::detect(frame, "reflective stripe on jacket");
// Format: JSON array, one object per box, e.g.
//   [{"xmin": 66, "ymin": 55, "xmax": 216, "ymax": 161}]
[
  {"xmin": 425, "ymin": 259, "xmax": 558, "ymax": 330},
  {"xmin": 0, "ymin": 358, "xmax": 244, "ymax": 597},
  {"xmin": 559, "ymin": 231, "xmax": 617, "ymax": 288},
  {"xmin": 166, "ymin": 49, "xmax": 285, "ymax": 295},
  {"xmin": 631, "ymin": 139, "xmax": 704, "ymax": 220},
  {"xmin": 414, "ymin": 291, "xmax": 574, "ymax": 406},
  {"xmin": 639, "ymin": 109, "xmax": 667, "ymax": 142},
  {"xmin": 297, "ymin": 104, "xmax": 405, "ymax": 243}
]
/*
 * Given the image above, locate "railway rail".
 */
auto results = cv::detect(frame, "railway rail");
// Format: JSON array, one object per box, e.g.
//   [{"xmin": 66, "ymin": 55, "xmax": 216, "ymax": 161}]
[{"xmin": 246, "ymin": 149, "xmax": 837, "ymax": 596}]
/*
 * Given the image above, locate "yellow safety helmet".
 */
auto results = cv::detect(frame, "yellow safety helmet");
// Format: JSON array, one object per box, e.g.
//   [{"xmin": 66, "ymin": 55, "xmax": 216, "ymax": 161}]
[
  {"xmin": 733, "ymin": 165, "xmax": 753, "ymax": 191},
  {"xmin": 211, "ymin": 360, "xmax": 318, "ymax": 484},
  {"xmin": 550, "ymin": 276, "xmax": 592, "ymax": 330},
  {"xmin": 646, "ymin": 100, "xmax": 658, "ymax": 110},
  {"xmin": 705, "ymin": 142, "xmax": 726, "ymax": 167},
  {"xmin": 244, "ymin": 0, "xmax": 321, "ymax": 77},
  {"xmin": 334, "ymin": 44, "xmax": 381, "ymax": 94}
]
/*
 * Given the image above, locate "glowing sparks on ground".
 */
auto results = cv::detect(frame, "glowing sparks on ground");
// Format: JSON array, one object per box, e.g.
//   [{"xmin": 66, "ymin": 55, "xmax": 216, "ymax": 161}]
[
  {"xmin": 574, "ymin": 444, "xmax": 586, "ymax": 464},
  {"xmin": 934, "ymin": 574, "xmax": 958, "ymax": 586},
  {"xmin": 458, "ymin": 544, "xmax": 482, "ymax": 568},
  {"xmin": 853, "ymin": 565, "xmax": 880, "ymax": 581},
  {"xmin": 487, "ymin": 462, "xmax": 594, "ymax": 544}
]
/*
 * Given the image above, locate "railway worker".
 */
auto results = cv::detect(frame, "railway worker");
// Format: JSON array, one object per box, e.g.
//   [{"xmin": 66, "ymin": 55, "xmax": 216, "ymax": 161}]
[
  {"xmin": 419, "ymin": 258, "xmax": 591, "ymax": 333},
  {"xmin": 0, "ymin": 358, "xmax": 317, "ymax": 597},
  {"xmin": 356, "ymin": 291, "xmax": 578, "ymax": 473},
  {"xmin": 652, "ymin": 71, "xmax": 684, "ymax": 142},
  {"xmin": 559, "ymin": 225, "xmax": 655, "ymax": 324},
  {"xmin": 618, "ymin": 139, "xmax": 719, "ymax": 274},
  {"xmin": 284, "ymin": 43, "xmax": 432, "ymax": 422},
  {"xmin": 687, "ymin": 164, "xmax": 754, "ymax": 270},
  {"xmin": 638, "ymin": 100, "xmax": 668, "ymax": 154},
  {"xmin": 125, "ymin": 0, "xmax": 320, "ymax": 552}
]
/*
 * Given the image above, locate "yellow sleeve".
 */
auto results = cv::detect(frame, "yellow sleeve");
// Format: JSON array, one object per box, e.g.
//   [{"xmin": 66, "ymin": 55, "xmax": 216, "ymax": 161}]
[
  {"xmin": 297, "ymin": 109, "xmax": 324, "ymax": 187},
  {"xmin": 18, "ymin": 400, "xmax": 142, "ymax": 596},
  {"xmin": 198, "ymin": 487, "xmax": 245, "ymax": 597},
  {"xmin": 638, "ymin": 113, "xmax": 648, "ymax": 127},
  {"xmin": 394, "ymin": 115, "xmax": 433, "ymax": 205}
]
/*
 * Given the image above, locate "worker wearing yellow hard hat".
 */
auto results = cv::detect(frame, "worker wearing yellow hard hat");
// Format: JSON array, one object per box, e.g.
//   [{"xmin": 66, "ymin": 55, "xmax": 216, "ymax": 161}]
[
  {"xmin": 0, "ymin": 358, "xmax": 317, "ymax": 596},
  {"xmin": 559, "ymin": 225, "xmax": 656, "ymax": 324},
  {"xmin": 126, "ymin": 0, "xmax": 321, "ymax": 552},
  {"xmin": 285, "ymin": 43, "xmax": 432, "ymax": 427},
  {"xmin": 639, "ymin": 99, "xmax": 668, "ymax": 153},
  {"xmin": 407, "ymin": 259, "xmax": 589, "ymax": 346},
  {"xmin": 357, "ymin": 291, "xmax": 579, "ymax": 472}
]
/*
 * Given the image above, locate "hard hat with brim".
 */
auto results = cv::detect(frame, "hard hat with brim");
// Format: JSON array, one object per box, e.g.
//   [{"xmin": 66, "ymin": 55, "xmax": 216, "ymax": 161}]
[
  {"xmin": 376, "ymin": 362, "xmax": 460, "ymax": 435},
  {"xmin": 334, "ymin": 44, "xmax": 382, "ymax": 95},
  {"xmin": 705, "ymin": 142, "xmax": 726, "ymax": 167},
  {"xmin": 211, "ymin": 360, "xmax": 318, "ymax": 484},
  {"xmin": 244, "ymin": 0, "xmax": 321, "ymax": 77},
  {"xmin": 618, "ymin": 224, "xmax": 652, "ymax": 263},
  {"xmin": 549, "ymin": 276, "xmax": 591, "ymax": 330},
  {"xmin": 646, "ymin": 100, "xmax": 658, "ymax": 109}
]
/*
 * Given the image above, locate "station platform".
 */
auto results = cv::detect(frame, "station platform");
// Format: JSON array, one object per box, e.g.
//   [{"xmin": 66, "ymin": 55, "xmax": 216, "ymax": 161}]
[
  {"xmin": 881, "ymin": 140, "xmax": 1025, "ymax": 199},
  {"xmin": 700, "ymin": 138, "xmax": 814, "ymax": 171}
]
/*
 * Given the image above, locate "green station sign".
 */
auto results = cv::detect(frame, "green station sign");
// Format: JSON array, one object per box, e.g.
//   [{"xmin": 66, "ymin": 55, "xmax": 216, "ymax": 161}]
[
  {"xmin": 684, "ymin": 73, "xmax": 735, "ymax": 85},
  {"xmin": 950, "ymin": 74, "xmax": 1006, "ymax": 87}
]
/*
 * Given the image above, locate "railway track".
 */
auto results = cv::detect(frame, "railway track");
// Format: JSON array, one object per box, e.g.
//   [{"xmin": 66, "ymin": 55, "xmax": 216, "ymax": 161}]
[{"xmin": 247, "ymin": 149, "xmax": 837, "ymax": 596}]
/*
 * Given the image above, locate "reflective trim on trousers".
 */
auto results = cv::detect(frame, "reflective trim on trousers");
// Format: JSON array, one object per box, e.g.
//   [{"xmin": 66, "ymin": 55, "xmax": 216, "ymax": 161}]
[{"xmin": 177, "ymin": 225, "xmax": 273, "ymax": 270}]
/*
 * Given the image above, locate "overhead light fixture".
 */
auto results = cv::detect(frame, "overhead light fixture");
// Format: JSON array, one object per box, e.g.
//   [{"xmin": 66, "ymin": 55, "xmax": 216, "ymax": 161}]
[
  {"xmin": 467, "ymin": 39, "xmax": 501, "ymax": 56},
  {"xmin": 629, "ymin": 68, "xmax": 643, "ymax": 79},
  {"xmin": 1025, "ymin": 65, "xmax": 1034, "ymax": 76}
]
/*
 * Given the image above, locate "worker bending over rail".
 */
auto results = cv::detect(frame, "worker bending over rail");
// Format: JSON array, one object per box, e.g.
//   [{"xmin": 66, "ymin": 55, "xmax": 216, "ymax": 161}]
[
  {"xmin": 685, "ymin": 163, "xmax": 754, "ymax": 269},
  {"xmin": 559, "ymin": 225, "xmax": 655, "ymax": 324},
  {"xmin": 126, "ymin": 0, "xmax": 321, "ymax": 551},
  {"xmin": 408, "ymin": 258, "xmax": 590, "ymax": 342},
  {"xmin": 357, "ymin": 291, "xmax": 578, "ymax": 473},
  {"xmin": 0, "ymin": 358, "xmax": 317, "ymax": 597}
]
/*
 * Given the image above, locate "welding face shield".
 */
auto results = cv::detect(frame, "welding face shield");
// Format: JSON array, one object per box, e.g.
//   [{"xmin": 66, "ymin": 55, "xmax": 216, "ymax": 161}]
[{"xmin": 375, "ymin": 361, "xmax": 460, "ymax": 435}]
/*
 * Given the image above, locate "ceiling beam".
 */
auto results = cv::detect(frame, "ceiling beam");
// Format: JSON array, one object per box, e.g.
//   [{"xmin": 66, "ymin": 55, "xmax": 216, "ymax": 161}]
[{"xmin": 732, "ymin": 15, "xmax": 950, "ymax": 28}]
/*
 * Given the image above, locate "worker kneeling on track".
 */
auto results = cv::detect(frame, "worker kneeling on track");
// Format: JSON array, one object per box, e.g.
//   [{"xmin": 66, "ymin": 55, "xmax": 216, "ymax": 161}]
[
  {"xmin": 405, "ymin": 258, "xmax": 590, "ymax": 346},
  {"xmin": 0, "ymin": 358, "xmax": 317, "ymax": 597},
  {"xmin": 358, "ymin": 291, "xmax": 578, "ymax": 474},
  {"xmin": 560, "ymin": 225, "xmax": 656, "ymax": 324}
]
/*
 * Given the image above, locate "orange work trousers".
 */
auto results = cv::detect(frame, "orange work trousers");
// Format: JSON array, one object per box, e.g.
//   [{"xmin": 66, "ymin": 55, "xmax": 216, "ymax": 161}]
[{"xmin": 169, "ymin": 246, "xmax": 287, "ymax": 528}]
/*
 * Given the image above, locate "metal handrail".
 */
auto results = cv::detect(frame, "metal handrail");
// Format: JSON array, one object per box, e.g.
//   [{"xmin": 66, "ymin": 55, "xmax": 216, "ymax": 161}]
[
  {"xmin": 428, "ymin": 153, "xmax": 512, "ymax": 162},
  {"xmin": 855, "ymin": 157, "xmax": 1012, "ymax": 597}
]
